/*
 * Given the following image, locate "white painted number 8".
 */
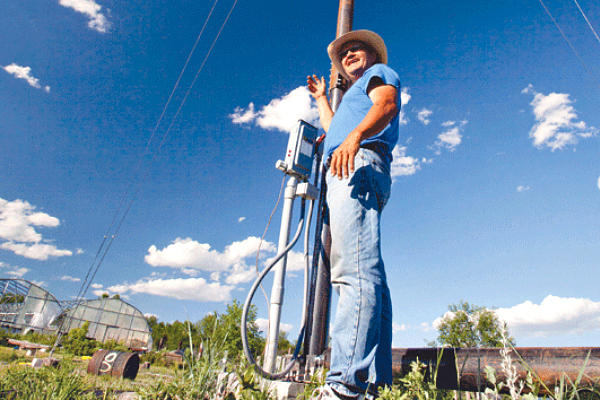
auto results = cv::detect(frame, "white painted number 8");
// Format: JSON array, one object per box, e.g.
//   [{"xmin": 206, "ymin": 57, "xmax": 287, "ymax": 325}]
[{"xmin": 99, "ymin": 351, "xmax": 118, "ymax": 373}]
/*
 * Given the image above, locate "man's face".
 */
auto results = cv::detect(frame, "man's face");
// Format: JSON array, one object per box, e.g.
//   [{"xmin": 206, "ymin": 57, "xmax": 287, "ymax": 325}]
[{"xmin": 339, "ymin": 41, "xmax": 377, "ymax": 82}]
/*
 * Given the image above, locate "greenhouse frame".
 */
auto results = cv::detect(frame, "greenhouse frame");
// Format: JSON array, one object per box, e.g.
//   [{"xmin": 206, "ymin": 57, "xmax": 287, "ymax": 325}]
[{"xmin": 0, "ymin": 279, "xmax": 152, "ymax": 350}]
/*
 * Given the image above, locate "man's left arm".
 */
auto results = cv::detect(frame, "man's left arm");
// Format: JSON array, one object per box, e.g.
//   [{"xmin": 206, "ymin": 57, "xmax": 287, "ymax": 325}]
[{"xmin": 330, "ymin": 78, "xmax": 399, "ymax": 179}]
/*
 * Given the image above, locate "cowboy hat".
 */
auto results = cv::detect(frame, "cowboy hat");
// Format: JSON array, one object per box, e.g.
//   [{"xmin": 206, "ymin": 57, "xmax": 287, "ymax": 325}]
[{"xmin": 327, "ymin": 30, "xmax": 388, "ymax": 81}]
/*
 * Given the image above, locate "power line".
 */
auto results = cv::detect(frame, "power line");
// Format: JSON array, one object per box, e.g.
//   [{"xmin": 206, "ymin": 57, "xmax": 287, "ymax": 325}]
[
  {"xmin": 52, "ymin": 0, "xmax": 240, "ymax": 352},
  {"xmin": 572, "ymin": 0, "xmax": 600, "ymax": 47},
  {"xmin": 538, "ymin": 0, "xmax": 599, "ymax": 86}
]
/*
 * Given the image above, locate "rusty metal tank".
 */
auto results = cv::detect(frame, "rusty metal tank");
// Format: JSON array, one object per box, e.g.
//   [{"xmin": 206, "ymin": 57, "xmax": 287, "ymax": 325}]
[{"xmin": 87, "ymin": 350, "xmax": 140, "ymax": 380}]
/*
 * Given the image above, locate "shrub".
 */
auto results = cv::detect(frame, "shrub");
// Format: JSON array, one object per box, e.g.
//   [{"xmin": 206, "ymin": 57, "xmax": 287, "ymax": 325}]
[{"xmin": 60, "ymin": 322, "xmax": 100, "ymax": 356}]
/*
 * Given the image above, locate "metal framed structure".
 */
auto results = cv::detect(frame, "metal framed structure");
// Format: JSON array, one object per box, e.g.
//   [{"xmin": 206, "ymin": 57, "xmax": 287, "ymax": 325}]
[
  {"xmin": 0, "ymin": 279, "xmax": 62, "ymax": 334},
  {"xmin": 0, "ymin": 279, "xmax": 152, "ymax": 351},
  {"xmin": 59, "ymin": 297, "xmax": 152, "ymax": 351}
]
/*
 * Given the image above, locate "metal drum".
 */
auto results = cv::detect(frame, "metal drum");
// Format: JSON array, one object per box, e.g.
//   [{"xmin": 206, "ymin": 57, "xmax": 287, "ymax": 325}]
[{"xmin": 87, "ymin": 350, "xmax": 140, "ymax": 380}]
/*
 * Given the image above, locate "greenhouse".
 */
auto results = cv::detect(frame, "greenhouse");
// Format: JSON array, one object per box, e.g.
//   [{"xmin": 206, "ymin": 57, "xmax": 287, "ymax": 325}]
[
  {"xmin": 0, "ymin": 279, "xmax": 62, "ymax": 334},
  {"xmin": 59, "ymin": 297, "xmax": 152, "ymax": 351},
  {"xmin": 0, "ymin": 279, "xmax": 152, "ymax": 350}
]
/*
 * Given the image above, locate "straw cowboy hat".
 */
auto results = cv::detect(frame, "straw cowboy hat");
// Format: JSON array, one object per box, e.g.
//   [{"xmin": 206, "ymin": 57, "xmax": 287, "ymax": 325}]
[{"xmin": 327, "ymin": 30, "xmax": 388, "ymax": 81}]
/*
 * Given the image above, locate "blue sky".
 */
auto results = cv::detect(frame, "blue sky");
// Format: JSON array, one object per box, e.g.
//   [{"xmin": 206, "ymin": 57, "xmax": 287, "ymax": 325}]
[{"xmin": 2, "ymin": 0, "xmax": 600, "ymax": 348}]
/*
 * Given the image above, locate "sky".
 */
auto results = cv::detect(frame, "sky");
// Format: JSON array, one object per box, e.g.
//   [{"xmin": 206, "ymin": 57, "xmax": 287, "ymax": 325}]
[{"xmin": 1, "ymin": 0, "xmax": 600, "ymax": 349}]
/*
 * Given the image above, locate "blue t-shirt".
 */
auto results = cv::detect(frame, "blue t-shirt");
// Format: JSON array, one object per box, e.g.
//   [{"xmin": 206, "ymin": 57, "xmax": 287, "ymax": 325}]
[{"xmin": 323, "ymin": 63, "xmax": 401, "ymax": 162}]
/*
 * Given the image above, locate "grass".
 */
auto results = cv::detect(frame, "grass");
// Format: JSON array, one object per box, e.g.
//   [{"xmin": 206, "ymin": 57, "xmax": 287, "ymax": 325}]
[{"xmin": 2, "ymin": 330, "xmax": 600, "ymax": 400}]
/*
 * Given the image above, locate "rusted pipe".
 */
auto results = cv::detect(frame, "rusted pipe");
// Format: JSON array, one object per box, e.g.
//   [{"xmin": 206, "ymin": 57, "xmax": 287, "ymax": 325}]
[{"xmin": 392, "ymin": 347, "xmax": 600, "ymax": 395}]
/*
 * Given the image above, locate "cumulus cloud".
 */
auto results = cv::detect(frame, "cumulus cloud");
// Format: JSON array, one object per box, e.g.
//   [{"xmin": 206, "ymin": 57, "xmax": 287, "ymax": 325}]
[
  {"xmin": 417, "ymin": 108, "xmax": 433, "ymax": 125},
  {"xmin": 392, "ymin": 322, "xmax": 407, "ymax": 333},
  {"xmin": 516, "ymin": 185, "xmax": 531, "ymax": 192},
  {"xmin": 230, "ymin": 86, "xmax": 319, "ymax": 133},
  {"xmin": 59, "ymin": 0, "xmax": 110, "ymax": 33},
  {"xmin": 597, "ymin": 177, "xmax": 600, "ymax": 191},
  {"xmin": 390, "ymin": 145, "xmax": 431, "ymax": 178},
  {"xmin": 495, "ymin": 295, "xmax": 600, "ymax": 337},
  {"xmin": 107, "ymin": 277, "xmax": 234, "ymax": 302},
  {"xmin": 60, "ymin": 275, "xmax": 81, "ymax": 282},
  {"xmin": 432, "ymin": 120, "xmax": 467, "ymax": 154},
  {"xmin": 255, "ymin": 318, "xmax": 292, "ymax": 333},
  {"xmin": 238, "ymin": 217, "xmax": 246, "ymax": 223},
  {"xmin": 0, "ymin": 262, "xmax": 29, "ymax": 278},
  {"xmin": 90, "ymin": 283, "xmax": 103, "ymax": 289},
  {"xmin": 0, "ymin": 198, "xmax": 72, "ymax": 260},
  {"xmin": 145, "ymin": 236, "xmax": 278, "ymax": 286},
  {"xmin": 3, "ymin": 64, "xmax": 50, "ymax": 92},
  {"xmin": 399, "ymin": 88, "xmax": 412, "ymax": 125},
  {"xmin": 522, "ymin": 84, "xmax": 596, "ymax": 151}
]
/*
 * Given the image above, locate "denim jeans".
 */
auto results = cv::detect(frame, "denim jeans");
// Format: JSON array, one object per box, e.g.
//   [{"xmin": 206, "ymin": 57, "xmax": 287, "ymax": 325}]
[{"xmin": 324, "ymin": 148, "xmax": 393, "ymax": 398}]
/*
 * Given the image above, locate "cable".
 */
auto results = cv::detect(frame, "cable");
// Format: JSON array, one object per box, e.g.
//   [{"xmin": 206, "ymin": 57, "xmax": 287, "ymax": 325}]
[
  {"xmin": 255, "ymin": 175, "xmax": 287, "ymax": 315},
  {"xmin": 241, "ymin": 198, "xmax": 316, "ymax": 380},
  {"xmin": 572, "ymin": 0, "xmax": 600, "ymax": 47},
  {"xmin": 538, "ymin": 0, "xmax": 599, "ymax": 84},
  {"xmin": 51, "ymin": 0, "xmax": 239, "ymax": 353}
]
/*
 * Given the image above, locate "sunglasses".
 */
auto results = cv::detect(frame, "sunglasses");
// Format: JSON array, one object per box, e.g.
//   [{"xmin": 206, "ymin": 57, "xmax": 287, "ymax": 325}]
[{"xmin": 338, "ymin": 44, "xmax": 366, "ymax": 60}]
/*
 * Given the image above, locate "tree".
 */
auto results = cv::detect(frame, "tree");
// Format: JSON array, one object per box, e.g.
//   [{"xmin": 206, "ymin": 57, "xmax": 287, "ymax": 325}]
[
  {"xmin": 197, "ymin": 300, "xmax": 264, "ymax": 361},
  {"xmin": 433, "ymin": 301, "xmax": 514, "ymax": 347}
]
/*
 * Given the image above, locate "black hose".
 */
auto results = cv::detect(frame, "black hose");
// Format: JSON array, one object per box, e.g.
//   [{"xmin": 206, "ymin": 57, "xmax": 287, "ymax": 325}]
[{"xmin": 241, "ymin": 198, "xmax": 315, "ymax": 380}]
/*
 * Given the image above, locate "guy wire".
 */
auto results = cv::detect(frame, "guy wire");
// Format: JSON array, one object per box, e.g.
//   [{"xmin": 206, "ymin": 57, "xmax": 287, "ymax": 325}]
[{"xmin": 53, "ymin": 0, "xmax": 239, "ymax": 351}]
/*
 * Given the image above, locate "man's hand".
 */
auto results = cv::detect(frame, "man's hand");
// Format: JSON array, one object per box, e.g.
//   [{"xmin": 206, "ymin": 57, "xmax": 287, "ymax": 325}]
[
  {"xmin": 330, "ymin": 131, "xmax": 361, "ymax": 179},
  {"xmin": 307, "ymin": 74, "xmax": 333, "ymax": 132},
  {"xmin": 307, "ymin": 75, "xmax": 326, "ymax": 100},
  {"xmin": 330, "ymin": 82, "xmax": 398, "ymax": 180}
]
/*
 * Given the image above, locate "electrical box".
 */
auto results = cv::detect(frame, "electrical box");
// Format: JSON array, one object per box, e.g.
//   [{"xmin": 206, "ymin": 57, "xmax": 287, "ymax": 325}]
[{"xmin": 276, "ymin": 120, "xmax": 318, "ymax": 180}]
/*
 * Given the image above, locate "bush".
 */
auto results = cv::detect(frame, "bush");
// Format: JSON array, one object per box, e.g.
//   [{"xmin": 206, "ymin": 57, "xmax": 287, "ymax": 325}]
[{"xmin": 60, "ymin": 322, "xmax": 100, "ymax": 356}]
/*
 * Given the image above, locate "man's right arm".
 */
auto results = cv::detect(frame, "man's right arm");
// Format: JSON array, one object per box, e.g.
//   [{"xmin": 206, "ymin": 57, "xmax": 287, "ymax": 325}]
[{"xmin": 307, "ymin": 75, "xmax": 333, "ymax": 132}]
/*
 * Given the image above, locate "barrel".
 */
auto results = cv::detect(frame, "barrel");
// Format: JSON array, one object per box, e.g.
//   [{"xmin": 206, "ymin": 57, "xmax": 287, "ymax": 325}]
[{"xmin": 87, "ymin": 350, "xmax": 140, "ymax": 380}]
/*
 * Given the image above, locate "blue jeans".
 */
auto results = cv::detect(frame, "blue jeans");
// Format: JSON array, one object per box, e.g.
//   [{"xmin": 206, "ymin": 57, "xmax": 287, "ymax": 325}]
[{"xmin": 324, "ymin": 148, "xmax": 393, "ymax": 398}]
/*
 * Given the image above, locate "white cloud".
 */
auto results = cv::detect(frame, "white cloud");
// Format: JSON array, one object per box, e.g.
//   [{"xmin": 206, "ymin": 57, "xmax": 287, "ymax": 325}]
[
  {"xmin": 31, "ymin": 280, "xmax": 46, "ymax": 287},
  {"xmin": 392, "ymin": 322, "xmax": 407, "ymax": 333},
  {"xmin": 399, "ymin": 88, "xmax": 412, "ymax": 125},
  {"xmin": 7, "ymin": 268, "xmax": 29, "ymax": 278},
  {"xmin": 391, "ymin": 145, "xmax": 422, "ymax": 177},
  {"xmin": 238, "ymin": 217, "xmax": 246, "ymax": 223},
  {"xmin": 107, "ymin": 277, "xmax": 234, "ymax": 302},
  {"xmin": 522, "ymin": 84, "xmax": 597, "ymax": 151},
  {"xmin": 92, "ymin": 289, "xmax": 107, "ymax": 297},
  {"xmin": 417, "ymin": 108, "xmax": 432, "ymax": 125},
  {"xmin": 146, "ymin": 236, "xmax": 275, "ymax": 271},
  {"xmin": 432, "ymin": 120, "xmax": 467, "ymax": 154},
  {"xmin": 597, "ymin": 177, "xmax": 600, "ymax": 191},
  {"xmin": 90, "ymin": 283, "xmax": 103, "ymax": 289},
  {"xmin": 0, "ymin": 262, "xmax": 29, "ymax": 278},
  {"xmin": 59, "ymin": 0, "xmax": 110, "ymax": 33},
  {"xmin": 0, "ymin": 197, "xmax": 71, "ymax": 260},
  {"xmin": 60, "ymin": 275, "xmax": 81, "ymax": 282},
  {"xmin": 255, "ymin": 318, "xmax": 292, "ymax": 333},
  {"xmin": 230, "ymin": 86, "xmax": 319, "ymax": 133},
  {"xmin": 420, "ymin": 322, "xmax": 433, "ymax": 332},
  {"xmin": 230, "ymin": 103, "xmax": 257, "ymax": 124},
  {"xmin": 0, "ymin": 242, "xmax": 72, "ymax": 261},
  {"xmin": 516, "ymin": 185, "xmax": 531, "ymax": 192},
  {"xmin": 144, "ymin": 313, "xmax": 158, "ymax": 320},
  {"xmin": 76, "ymin": 248, "xmax": 84, "ymax": 254},
  {"xmin": 265, "ymin": 250, "xmax": 308, "ymax": 273},
  {"xmin": 3, "ymin": 64, "xmax": 50, "ymax": 92},
  {"xmin": 495, "ymin": 295, "xmax": 600, "ymax": 337}
]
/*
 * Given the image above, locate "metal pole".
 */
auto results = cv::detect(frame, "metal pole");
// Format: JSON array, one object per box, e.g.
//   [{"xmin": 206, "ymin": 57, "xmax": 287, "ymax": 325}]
[
  {"xmin": 264, "ymin": 175, "xmax": 299, "ymax": 373},
  {"xmin": 306, "ymin": 0, "xmax": 354, "ymax": 358}
]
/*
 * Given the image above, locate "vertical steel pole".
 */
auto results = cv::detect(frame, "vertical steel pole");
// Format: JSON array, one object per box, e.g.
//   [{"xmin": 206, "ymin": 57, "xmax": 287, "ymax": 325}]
[
  {"xmin": 306, "ymin": 0, "xmax": 354, "ymax": 358},
  {"xmin": 264, "ymin": 175, "xmax": 298, "ymax": 373}
]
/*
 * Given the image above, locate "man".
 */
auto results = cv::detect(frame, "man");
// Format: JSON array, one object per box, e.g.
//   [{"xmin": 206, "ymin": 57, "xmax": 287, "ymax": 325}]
[{"xmin": 307, "ymin": 30, "xmax": 400, "ymax": 399}]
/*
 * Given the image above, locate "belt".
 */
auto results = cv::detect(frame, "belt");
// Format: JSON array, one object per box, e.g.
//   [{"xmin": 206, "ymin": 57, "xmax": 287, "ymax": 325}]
[{"xmin": 360, "ymin": 141, "xmax": 389, "ymax": 160}]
